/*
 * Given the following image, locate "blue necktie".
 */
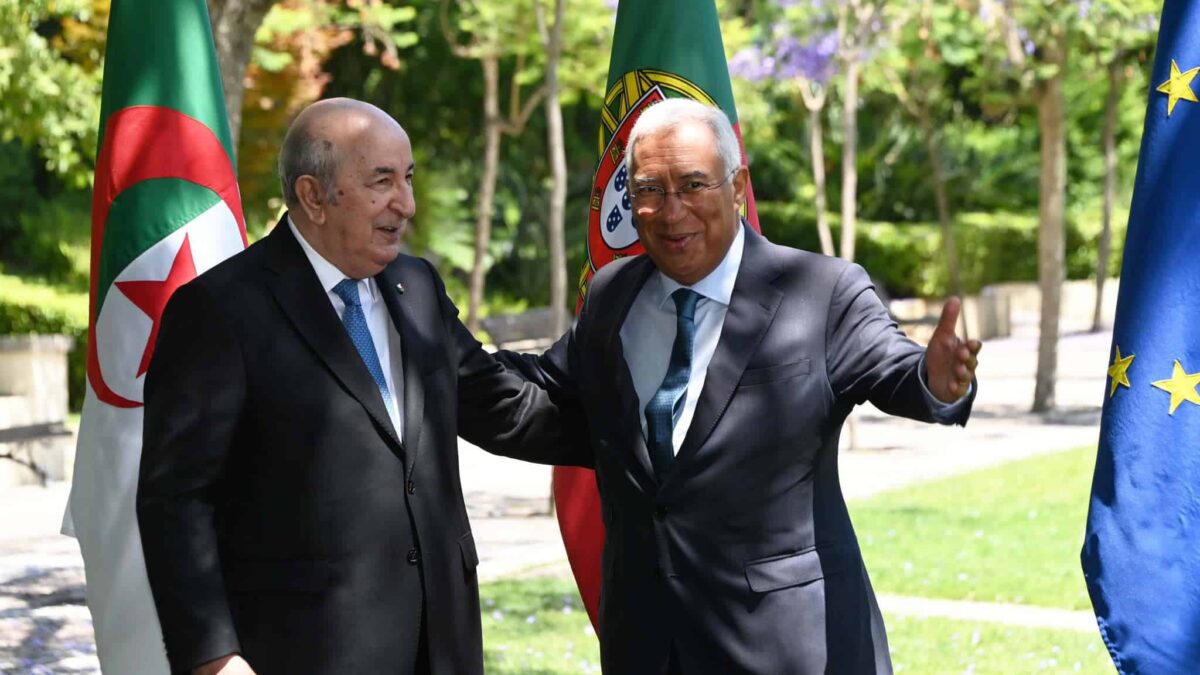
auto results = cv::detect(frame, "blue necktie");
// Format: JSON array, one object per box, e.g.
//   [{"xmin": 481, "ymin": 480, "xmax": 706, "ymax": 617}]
[
  {"xmin": 645, "ymin": 288, "xmax": 700, "ymax": 481},
  {"xmin": 333, "ymin": 279, "xmax": 396, "ymax": 422}
]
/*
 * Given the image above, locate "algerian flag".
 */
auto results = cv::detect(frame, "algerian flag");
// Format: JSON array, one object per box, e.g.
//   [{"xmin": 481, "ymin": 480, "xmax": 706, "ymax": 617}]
[
  {"xmin": 64, "ymin": 0, "xmax": 247, "ymax": 671},
  {"xmin": 557, "ymin": 0, "xmax": 761, "ymax": 628}
]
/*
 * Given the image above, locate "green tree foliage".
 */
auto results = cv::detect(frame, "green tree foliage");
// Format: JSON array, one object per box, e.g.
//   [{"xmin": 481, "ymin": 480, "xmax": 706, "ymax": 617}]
[
  {"xmin": 0, "ymin": 0, "xmax": 1169, "ymax": 411},
  {"xmin": 0, "ymin": 0, "xmax": 1167, "ymax": 320},
  {"xmin": 0, "ymin": 0, "xmax": 102, "ymax": 189},
  {"xmin": 234, "ymin": 0, "xmax": 420, "ymax": 233},
  {"xmin": 320, "ymin": 0, "xmax": 612, "ymax": 312}
]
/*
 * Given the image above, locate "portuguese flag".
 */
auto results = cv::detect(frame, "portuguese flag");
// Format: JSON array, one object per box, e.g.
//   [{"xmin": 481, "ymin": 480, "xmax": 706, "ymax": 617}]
[
  {"xmin": 63, "ymin": 0, "xmax": 247, "ymax": 670},
  {"xmin": 560, "ymin": 0, "xmax": 760, "ymax": 628}
]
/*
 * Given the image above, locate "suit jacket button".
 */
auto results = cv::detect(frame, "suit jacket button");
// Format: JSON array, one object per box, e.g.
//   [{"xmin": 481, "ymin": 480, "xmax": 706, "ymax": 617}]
[
  {"xmin": 407, "ymin": 548, "xmax": 420, "ymax": 565},
  {"xmin": 654, "ymin": 505, "xmax": 668, "ymax": 518},
  {"xmin": 407, "ymin": 480, "xmax": 416, "ymax": 494}
]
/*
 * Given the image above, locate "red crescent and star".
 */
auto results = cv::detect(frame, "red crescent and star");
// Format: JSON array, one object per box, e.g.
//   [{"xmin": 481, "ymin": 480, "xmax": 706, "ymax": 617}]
[{"xmin": 89, "ymin": 105, "xmax": 246, "ymax": 408}]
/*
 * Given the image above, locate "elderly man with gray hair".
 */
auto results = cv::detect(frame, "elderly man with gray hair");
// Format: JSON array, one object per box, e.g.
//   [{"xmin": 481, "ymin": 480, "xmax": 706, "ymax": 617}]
[
  {"xmin": 496, "ymin": 97, "xmax": 982, "ymax": 673},
  {"xmin": 136, "ymin": 97, "xmax": 581, "ymax": 675}
]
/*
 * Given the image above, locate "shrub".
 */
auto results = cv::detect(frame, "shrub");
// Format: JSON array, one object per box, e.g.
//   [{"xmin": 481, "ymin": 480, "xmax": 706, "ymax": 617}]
[
  {"xmin": 0, "ymin": 273, "xmax": 87, "ymax": 411},
  {"xmin": 756, "ymin": 201, "xmax": 1122, "ymax": 298},
  {"xmin": 4, "ymin": 194, "xmax": 91, "ymax": 289}
]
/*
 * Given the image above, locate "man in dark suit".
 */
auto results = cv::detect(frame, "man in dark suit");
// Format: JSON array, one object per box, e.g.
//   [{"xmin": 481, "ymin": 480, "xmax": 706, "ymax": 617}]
[
  {"xmin": 498, "ymin": 98, "xmax": 982, "ymax": 674},
  {"xmin": 136, "ymin": 98, "xmax": 575, "ymax": 675}
]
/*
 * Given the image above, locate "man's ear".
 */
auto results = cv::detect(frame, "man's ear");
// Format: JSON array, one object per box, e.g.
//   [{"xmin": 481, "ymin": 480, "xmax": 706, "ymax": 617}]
[
  {"xmin": 294, "ymin": 175, "xmax": 327, "ymax": 224},
  {"xmin": 731, "ymin": 165, "xmax": 749, "ymax": 211}
]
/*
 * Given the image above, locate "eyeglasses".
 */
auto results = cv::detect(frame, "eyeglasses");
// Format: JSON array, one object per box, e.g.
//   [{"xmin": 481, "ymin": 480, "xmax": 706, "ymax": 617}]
[{"xmin": 629, "ymin": 168, "xmax": 738, "ymax": 214}]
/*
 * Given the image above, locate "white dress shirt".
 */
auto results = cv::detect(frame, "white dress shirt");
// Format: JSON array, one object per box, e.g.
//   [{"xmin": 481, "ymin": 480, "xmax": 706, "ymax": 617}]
[
  {"xmin": 288, "ymin": 218, "xmax": 403, "ymax": 435},
  {"xmin": 620, "ymin": 225, "xmax": 969, "ymax": 456}
]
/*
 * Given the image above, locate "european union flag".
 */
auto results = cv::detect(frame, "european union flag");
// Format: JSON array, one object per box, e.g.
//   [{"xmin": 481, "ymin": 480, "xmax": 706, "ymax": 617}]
[{"xmin": 1082, "ymin": 1, "xmax": 1200, "ymax": 671}]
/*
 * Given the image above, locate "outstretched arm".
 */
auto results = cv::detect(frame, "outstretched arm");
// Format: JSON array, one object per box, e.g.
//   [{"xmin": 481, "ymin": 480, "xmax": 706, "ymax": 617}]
[
  {"xmin": 424, "ymin": 260, "xmax": 591, "ymax": 467},
  {"xmin": 826, "ymin": 263, "xmax": 977, "ymax": 424}
]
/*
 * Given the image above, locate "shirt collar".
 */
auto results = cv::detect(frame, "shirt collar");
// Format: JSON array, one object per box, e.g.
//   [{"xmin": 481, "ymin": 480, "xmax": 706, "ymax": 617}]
[
  {"xmin": 653, "ymin": 222, "xmax": 745, "ymax": 310},
  {"xmin": 288, "ymin": 215, "xmax": 377, "ymax": 301}
]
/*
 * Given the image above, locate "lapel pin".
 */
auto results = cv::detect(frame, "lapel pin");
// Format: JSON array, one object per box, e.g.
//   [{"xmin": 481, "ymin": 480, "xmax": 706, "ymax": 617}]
[{"xmin": 395, "ymin": 282, "xmax": 405, "ymax": 294}]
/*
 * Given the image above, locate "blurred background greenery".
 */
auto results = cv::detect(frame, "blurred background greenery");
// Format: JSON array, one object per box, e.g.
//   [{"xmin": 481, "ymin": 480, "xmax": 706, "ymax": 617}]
[{"xmin": 0, "ymin": 0, "xmax": 1159, "ymax": 410}]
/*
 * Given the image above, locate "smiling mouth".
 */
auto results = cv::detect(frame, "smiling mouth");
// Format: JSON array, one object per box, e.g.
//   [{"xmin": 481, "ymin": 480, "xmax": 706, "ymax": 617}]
[
  {"xmin": 377, "ymin": 223, "xmax": 404, "ymax": 236},
  {"xmin": 660, "ymin": 232, "xmax": 696, "ymax": 250}
]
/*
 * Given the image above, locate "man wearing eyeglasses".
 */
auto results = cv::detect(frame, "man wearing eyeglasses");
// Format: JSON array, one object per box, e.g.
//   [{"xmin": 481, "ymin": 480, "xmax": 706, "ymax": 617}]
[{"xmin": 497, "ymin": 97, "xmax": 981, "ymax": 674}]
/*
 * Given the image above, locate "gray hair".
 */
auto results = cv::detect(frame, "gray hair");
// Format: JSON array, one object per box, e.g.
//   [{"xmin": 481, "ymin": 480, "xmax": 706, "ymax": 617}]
[
  {"xmin": 278, "ymin": 125, "xmax": 339, "ymax": 207},
  {"xmin": 624, "ymin": 98, "xmax": 743, "ymax": 176}
]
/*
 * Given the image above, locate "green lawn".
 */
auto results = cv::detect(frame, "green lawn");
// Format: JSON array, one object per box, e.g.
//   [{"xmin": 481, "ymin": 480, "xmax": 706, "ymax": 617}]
[
  {"xmin": 479, "ymin": 577, "xmax": 1114, "ymax": 674},
  {"xmin": 852, "ymin": 446, "xmax": 1098, "ymax": 610},
  {"xmin": 887, "ymin": 614, "xmax": 1113, "ymax": 673},
  {"xmin": 479, "ymin": 446, "xmax": 1111, "ymax": 673},
  {"xmin": 481, "ymin": 578, "xmax": 601, "ymax": 674}
]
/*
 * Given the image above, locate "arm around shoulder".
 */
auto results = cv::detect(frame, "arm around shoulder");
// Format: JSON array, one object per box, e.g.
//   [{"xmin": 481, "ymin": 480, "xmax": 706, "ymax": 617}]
[{"xmin": 420, "ymin": 259, "xmax": 592, "ymax": 467}]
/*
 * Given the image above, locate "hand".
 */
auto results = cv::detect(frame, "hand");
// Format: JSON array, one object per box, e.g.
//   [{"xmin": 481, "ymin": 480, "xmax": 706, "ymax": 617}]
[
  {"xmin": 924, "ymin": 297, "xmax": 982, "ymax": 403},
  {"xmin": 192, "ymin": 654, "xmax": 255, "ymax": 675}
]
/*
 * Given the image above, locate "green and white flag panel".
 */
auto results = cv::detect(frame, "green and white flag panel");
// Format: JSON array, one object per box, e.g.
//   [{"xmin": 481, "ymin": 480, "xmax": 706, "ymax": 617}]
[{"xmin": 65, "ymin": 0, "xmax": 246, "ymax": 672}]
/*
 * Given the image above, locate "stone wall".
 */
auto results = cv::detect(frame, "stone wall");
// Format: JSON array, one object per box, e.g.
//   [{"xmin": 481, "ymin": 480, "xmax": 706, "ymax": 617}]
[
  {"xmin": 889, "ymin": 279, "xmax": 1120, "ymax": 344},
  {"xmin": 0, "ymin": 335, "xmax": 74, "ymax": 486}
]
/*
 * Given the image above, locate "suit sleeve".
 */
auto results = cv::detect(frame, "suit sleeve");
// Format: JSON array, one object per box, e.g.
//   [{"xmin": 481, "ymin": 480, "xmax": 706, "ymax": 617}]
[
  {"xmin": 825, "ymin": 263, "xmax": 974, "ymax": 425},
  {"xmin": 137, "ymin": 282, "xmax": 245, "ymax": 674},
  {"xmin": 421, "ymin": 260, "xmax": 592, "ymax": 467}
]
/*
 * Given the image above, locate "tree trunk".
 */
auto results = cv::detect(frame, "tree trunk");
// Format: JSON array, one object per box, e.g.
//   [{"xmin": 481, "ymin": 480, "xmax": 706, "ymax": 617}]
[
  {"xmin": 919, "ymin": 111, "xmax": 968, "ymax": 338},
  {"xmin": 809, "ymin": 106, "xmax": 835, "ymax": 257},
  {"xmin": 1032, "ymin": 56, "xmax": 1067, "ymax": 413},
  {"xmin": 206, "ymin": 0, "xmax": 275, "ymax": 152},
  {"xmin": 840, "ymin": 58, "xmax": 860, "ymax": 262},
  {"xmin": 1093, "ymin": 60, "xmax": 1122, "ymax": 332},
  {"xmin": 467, "ymin": 56, "xmax": 502, "ymax": 334},
  {"xmin": 539, "ymin": 0, "xmax": 568, "ymax": 336}
]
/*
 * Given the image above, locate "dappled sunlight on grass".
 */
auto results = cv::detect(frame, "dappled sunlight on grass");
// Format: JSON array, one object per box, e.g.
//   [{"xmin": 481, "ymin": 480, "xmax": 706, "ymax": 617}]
[
  {"xmin": 886, "ymin": 614, "xmax": 1113, "ymax": 674},
  {"xmin": 480, "ymin": 578, "xmax": 601, "ymax": 674},
  {"xmin": 852, "ymin": 446, "xmax": 1098, "ymax": 610},
  {"xmin": 481, "ymin": 447, "xmax": 1110, "ymax": 672}
]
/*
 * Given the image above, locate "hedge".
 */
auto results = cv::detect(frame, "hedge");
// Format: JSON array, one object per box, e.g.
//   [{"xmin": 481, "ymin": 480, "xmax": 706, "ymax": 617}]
[
  {"xmin": 756, "ymin": 201, "xmax": 1125, "ymax": 299},
  {"xmin": 0, "ymin": 273, "xmax": 88, "ymax": 411}
]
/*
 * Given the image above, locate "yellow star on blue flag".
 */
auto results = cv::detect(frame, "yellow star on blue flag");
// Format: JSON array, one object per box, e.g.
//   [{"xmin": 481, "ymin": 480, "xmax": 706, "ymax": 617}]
[
  {"xmin": 1083, "ymin": 1, "xmax": 1200, "ymax": 671},
  {"xmin": 1156, "ymin": 58, "xmax": 1200, "ymax": 116},
  {"xmin": 1107, "ymin": 346, "xmax": 1134, "ymax": 398},
  {"xmin": 1152, "ymin": 360, "xmax": 1200, "ymax": 414}
]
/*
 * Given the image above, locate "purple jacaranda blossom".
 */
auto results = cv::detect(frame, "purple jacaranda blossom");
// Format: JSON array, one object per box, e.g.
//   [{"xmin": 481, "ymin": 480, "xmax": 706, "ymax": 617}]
[
  {"xmin": 777, "ymin": 35, "xmax": 802, "ymax": 57},
  {"xmin": 733, "ymin": 29, "xmax": 837, "ymax": 85},
  {"xmin": 1018, "ymin": 26, "xmax": 1035, "ymax": 55},
  {"xmin": 729, "ymin": 46, "xmax": 770, "ymax": 82},
  {"xmin": 778, "ymin": 31, "xmax": 838, "ymax": 84},
  {"xmin": 1077, "ymin": 0, "xmax": 1092, "ymax": 20},
  {"xmin": 729, "ymin": 46, "xmax": 761, "ymax": 80}
]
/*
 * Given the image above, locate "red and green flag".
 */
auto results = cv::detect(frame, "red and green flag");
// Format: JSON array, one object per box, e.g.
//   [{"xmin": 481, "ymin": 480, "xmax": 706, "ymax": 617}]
[
  {"xmin": 558, "ymin": 0, "xmax": 760, "ymax": 628},
  {"xmin": 64, "ymin": 0, "xmax": 247, "ymax": 670}
]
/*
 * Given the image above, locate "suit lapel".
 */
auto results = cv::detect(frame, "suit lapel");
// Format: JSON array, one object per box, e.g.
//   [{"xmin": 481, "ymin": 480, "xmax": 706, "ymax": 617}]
[
  {"xmin": 377, "ymin": 262, "xmax": 425, "ymax": 475},
  {"xmin": 263, "ymin": 218, "xmax": 403, "ymax": 451},
  {"xmin": 599, "ymin": 258, "xmax": 659, "ymax": 490},
  {"xmin": 668, "ymin": 229, "xmax": 783, "ymax": 481}
]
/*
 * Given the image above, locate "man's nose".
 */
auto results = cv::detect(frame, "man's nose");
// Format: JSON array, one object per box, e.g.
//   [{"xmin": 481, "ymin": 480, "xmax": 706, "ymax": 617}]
[
  {"xmin": 661, "ymin": 190, "xmax": 687, "ymax": 222},
  {"xmin": 392, "ymin": 186, "xmax": 416, "ymax": 219}
]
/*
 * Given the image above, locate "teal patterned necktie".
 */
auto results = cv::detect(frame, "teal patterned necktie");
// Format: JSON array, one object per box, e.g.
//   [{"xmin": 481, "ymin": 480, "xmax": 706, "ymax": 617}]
[
  {"xmin": 332, "ymin": 279, "xmax": 395, "ymax": 420},
  {"xmin": 645, "ymin": 288, "xmax": 700, "ymax": 481}
]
